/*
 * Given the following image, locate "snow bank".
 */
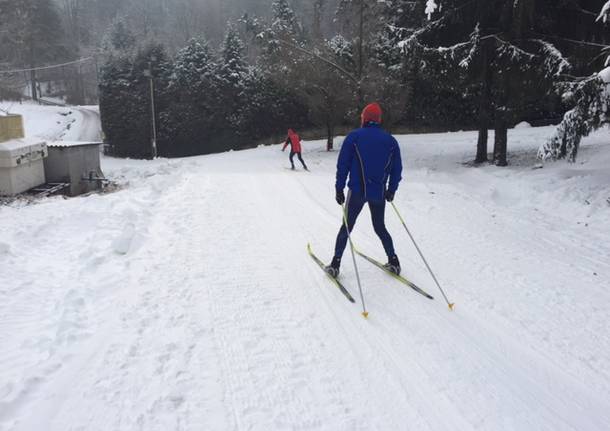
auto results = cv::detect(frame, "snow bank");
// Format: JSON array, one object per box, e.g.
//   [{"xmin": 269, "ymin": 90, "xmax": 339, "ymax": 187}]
[{"xmin": 514, "ymin": 120, "xmax": 532, "ymax": 128}]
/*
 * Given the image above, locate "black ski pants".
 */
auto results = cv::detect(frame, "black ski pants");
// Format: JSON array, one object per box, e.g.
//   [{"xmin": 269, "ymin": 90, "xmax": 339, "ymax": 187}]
[
  {"xmin": 289, "ymin": 151, "xmax": 307, "ymax": 169},
  {"xmin": 333, "ymin": 191, "xmax": 396, "ymax": 259}
]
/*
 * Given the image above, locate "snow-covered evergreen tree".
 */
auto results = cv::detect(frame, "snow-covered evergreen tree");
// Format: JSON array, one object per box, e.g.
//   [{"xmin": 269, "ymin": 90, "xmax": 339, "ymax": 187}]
[
  {"xmin": 99, "ymin": 55, "xmax": 135, "ymax": 156},
  {"xmin": 100, "ymin": 43, "xmax": 172, "ymax": 158},
  {"xmin": 102, "ymin": 18, "xmax": 136, "ymax": 55},
  {"xmin": 219, "ymin": 24, "xmax": 247, "ymax": 88},
  {"xmin": 172, "ymin": 37, "xmax": 218, "ymax": 93},
  {"xmin": 538, "ymin": 73, "xmax": 609, "ymax": 161},
  {"xmin": 271, "ymin": 0, "xmax": 302, "ymax": 40},
  {"xmin": 539, "ymin": 1, "xmax": 610, "ymax": 162},
  {"xmin": 217, "ymin": 24, "xmax": 249, "ymax": 145},
  {"xmin": 258, "ymin": 0, "xmax": 306, "ymax": 67},
  {"xmin": 159, "ymin": 37, "xmax": 224, "ymax": 156}
]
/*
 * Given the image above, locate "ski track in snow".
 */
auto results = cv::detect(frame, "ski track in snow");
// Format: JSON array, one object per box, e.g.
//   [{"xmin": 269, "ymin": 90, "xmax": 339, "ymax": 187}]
[{"xmin": 1, "ymin": 121, "xmax": 609, "ymax": 430}]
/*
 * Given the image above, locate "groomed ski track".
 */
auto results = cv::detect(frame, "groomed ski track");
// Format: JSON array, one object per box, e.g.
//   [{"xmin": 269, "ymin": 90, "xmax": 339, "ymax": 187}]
[{"xmin": 1, "ymin": 125, "xmax": 610, "ymax": 430}]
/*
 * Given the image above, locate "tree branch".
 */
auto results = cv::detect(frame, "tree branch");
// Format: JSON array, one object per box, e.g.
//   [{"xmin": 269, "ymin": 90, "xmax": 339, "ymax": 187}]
[{"xmin": 276, "ymin": 39, "xmax": 359, "ymax": 85}]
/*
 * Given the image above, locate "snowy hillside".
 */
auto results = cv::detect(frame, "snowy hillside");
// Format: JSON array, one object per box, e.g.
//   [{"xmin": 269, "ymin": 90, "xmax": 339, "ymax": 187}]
[{"xmin": 1, "ymin": 119, "xmax": 609, "ymax": 430}]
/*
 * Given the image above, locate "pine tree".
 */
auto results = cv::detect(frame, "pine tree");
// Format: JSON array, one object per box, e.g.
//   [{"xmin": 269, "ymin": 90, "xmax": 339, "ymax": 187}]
[
  {"xmin": 99, "ymin": 43, "xmax": 172, "ymax": 158},
  {"xmin": 259, "ymin": 0, "xmax": 306, "ymax": 66},
  {"xmin": 237, "ymin": 67, "xmax": 309, "ymax": 144},
  {"xmin": 103, "ymin": 18, "xmax": 136, "ymax": 54},
  {"xmin": 161, "ymin": 37, "xmax": 224, "ymax": 156},
  {"xmin": 220, "ymin": 24, "xmax": 247, "ymax": 88},
  {"xmin": 539, "ymin": 74, "xmax": 609, "ymax": 161},
  {"xmin": 99, "ymin": 55, "xmax": 136, "ymax": 157},
  {"xmin": 539, "ymin": 1, "xmax": 610, "ymax": 162},
  {"xmin": 217, "ymin": 24, "xmax": 248, "ymax": 147},
  {"xmin": 271, "ymin": 0, "xmax": 303, "ymax": 42}
]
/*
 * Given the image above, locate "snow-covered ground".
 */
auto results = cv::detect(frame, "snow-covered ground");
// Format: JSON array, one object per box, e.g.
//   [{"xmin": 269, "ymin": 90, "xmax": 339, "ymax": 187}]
[
  {"xmin": 1, "ymin": 109, "xmax": 609, "ymax": 430},
  {"xmin": 0, "ymin": 101, "xmax": 100, "ymax": 141}
]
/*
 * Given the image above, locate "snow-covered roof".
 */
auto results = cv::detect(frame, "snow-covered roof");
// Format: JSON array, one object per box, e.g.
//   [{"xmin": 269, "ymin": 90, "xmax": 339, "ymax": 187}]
[{"xmin": 0, "ymin": 137, "xmax": 45, "ymax": 152}]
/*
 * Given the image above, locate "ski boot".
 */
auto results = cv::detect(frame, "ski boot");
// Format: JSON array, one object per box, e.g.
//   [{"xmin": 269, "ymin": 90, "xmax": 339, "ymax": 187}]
[
  {"xmin": 384, "ymin": 255, "xmax": 401, "ymax": 275},
  {"xmin": 325, "ymin": 256, "xmax": 341, "ymax": 278}
]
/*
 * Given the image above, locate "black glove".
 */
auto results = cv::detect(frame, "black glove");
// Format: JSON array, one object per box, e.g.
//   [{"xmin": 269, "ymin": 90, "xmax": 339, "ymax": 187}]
[
  {"xmin": 385, "ymin": 190, "xmax": 395, "ymax": 202},
  {"xmin": 335, "ymin": 189, "xmax": 345, "ymax": 205}
]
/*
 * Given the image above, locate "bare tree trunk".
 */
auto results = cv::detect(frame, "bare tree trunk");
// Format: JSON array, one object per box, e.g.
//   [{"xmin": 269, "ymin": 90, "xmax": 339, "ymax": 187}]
[
  {"xmin": 326, "ymin": 121, "xmax": 333, "ymax": 151},
  {"xmin": 475, "ymin": 4, "xmax": 492, "ymax": 164},
  {"xmin": 476, "ymin": 126, "xmax": 488, "ymax": 163},
  {"xmin": 559, "ymin": 134, "xmax": 568, "ymax": 158},
  {"xmin": 30, "ymin": 69, "xmax": 38, "ymax": 101},
  {"xmin": 493, "ymin": 119, "xmax": 508, "ymax": 166},
  {"xmin": 476, "ymin": 55, "xmax": 491, "ymax": 163}
]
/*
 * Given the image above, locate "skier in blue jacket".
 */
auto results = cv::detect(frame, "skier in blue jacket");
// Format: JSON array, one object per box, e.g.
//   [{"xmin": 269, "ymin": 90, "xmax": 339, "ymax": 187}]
[{"xmin": 326, "ymin": 102, "xmax": 403, "ymax": 277}]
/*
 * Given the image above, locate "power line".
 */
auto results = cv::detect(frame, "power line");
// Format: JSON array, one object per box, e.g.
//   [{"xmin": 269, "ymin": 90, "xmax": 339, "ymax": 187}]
[{"xmin": 0, "ymin": 57, "xmax": 94, "ymax": 75}]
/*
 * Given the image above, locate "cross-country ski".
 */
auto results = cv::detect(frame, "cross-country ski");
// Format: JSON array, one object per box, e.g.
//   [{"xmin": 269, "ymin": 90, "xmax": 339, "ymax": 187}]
[
  {"xmin": 307, "ymin": 243, "xmax": 355, "ymax": 303},
  {"xmin": 355, "ymin": 249, "xmax": 434, "ymax": 300}
]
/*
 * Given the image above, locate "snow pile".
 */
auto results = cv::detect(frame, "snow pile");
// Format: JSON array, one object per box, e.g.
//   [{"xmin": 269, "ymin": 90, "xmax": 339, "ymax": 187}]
[{"xmin": 1, "ymin": 122, "xmax": 610, "ymax": 429}]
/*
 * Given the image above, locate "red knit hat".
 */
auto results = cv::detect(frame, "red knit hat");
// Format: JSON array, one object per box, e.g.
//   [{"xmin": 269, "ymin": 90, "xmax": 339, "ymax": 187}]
[{"xmin": 361, "ymin": 102, "xmax": 382, "ymax": 126}]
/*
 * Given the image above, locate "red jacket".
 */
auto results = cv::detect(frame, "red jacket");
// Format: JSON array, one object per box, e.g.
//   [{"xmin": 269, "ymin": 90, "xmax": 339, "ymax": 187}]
[{"xmin": 282, "ymin": 129, "xmax": 302, "ymax": 153}]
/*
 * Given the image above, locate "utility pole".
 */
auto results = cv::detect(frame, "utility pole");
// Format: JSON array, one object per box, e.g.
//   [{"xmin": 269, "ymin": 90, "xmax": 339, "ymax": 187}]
[{"xmin": 143, "ymin": 60, "xmax": 157, "ymax": 158}]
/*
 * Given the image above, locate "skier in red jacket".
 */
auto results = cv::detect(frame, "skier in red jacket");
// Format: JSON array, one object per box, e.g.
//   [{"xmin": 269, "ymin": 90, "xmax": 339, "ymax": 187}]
[{"xmin": 282, "ymin": 129, "xmax": 308, "ymax": 170}]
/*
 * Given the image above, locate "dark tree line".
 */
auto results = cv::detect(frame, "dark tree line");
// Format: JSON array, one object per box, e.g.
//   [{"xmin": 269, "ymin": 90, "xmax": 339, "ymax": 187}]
[
  {"xmin": 99, "ymin": 18, "xmax": 308, "ymax": 158},
  {"xmin": 99, "ymin": 0, "xmax": 610, "ymax": 159},
  {"xmin": 3, "ymin": 0, "xmax": 609, "ymax": 162}
]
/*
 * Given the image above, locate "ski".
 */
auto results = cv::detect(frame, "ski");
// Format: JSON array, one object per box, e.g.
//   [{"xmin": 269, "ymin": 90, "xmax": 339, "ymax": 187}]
[
  {"xmin": 355, "ymin": 249, "xmax": 434, "ymax": 300},
  {"xmin": 307, "ymin": 243, "xmax": 356, "ymax": 303}
]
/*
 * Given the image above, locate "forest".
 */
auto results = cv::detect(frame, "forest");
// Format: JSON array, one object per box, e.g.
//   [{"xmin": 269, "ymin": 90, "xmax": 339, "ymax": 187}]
[{"xmin": 1, "ymin": 0, "xmax": 610, "ymax": 162}]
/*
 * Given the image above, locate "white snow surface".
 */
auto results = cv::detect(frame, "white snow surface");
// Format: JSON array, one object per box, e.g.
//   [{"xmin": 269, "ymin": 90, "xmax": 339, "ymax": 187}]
[
  {"xmin": 0, "ymin": 101, "xmax": 100, "ymax": 142},
  {"xmin": 1, "ymin": 119, "xmax": 610, "ymax": 430}
]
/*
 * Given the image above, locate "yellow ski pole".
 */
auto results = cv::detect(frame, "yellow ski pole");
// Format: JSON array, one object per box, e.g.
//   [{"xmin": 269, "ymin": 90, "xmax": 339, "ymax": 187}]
[
  {"xmin": 342, "ymin": 203, "xmax": 369, "ymax": 319},
  {"xmin": 391, "ymin": 202, "xmax": 455, "ymax": 311}
]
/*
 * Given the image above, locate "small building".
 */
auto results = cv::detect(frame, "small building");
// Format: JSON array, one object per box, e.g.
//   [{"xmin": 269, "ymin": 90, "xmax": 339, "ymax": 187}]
[
  {"xmin": 0, "ymin": 114, "xmax": 48, "ymax": 196},
  {"xmin": 44, "ymin": 141, "xmax": 105, "ymax": 197}
]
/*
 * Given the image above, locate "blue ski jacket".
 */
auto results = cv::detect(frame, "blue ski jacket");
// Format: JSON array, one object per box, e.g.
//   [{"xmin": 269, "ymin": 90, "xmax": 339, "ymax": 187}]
[{"xmin": 335, "ymin": 123, "xmax": 402, "ymax": 202}]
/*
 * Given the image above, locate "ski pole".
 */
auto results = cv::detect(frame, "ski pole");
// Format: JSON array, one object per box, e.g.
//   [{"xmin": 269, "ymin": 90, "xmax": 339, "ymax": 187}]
[
  {"xmin": 342, "ymin": 203, "xmax": 368, "ymax": 318},
  {"xmin": 390, "ymin": 202, "xmax": 455, "ymax": 311}
]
